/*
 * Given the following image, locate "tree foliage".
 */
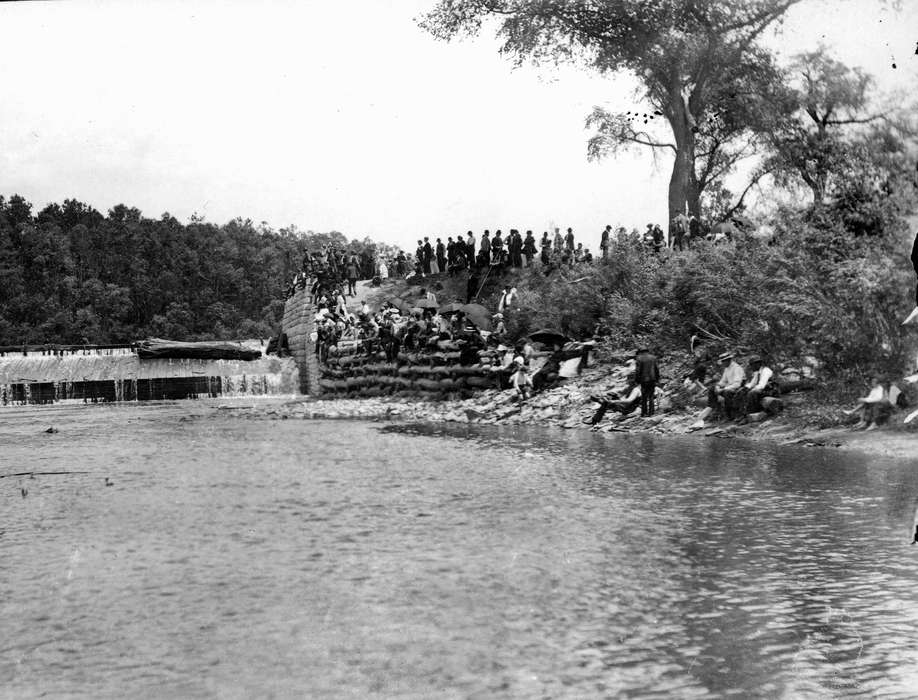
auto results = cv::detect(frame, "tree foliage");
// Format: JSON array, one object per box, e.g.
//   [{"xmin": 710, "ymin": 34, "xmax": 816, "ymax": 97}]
[
  {"xmin": 0, "ymin": 196, "xmax": 380, "ymax": 345},
  {"xmin": 421, "ymin": 0, "xmax": 798, "ymax": 224},
  {"xmin": 493, "ymin": 208, "xmax": 912, "ymax": 383}
]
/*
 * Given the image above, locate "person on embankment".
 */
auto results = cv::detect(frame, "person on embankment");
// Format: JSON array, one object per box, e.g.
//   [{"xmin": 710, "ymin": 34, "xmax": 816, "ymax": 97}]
[
  {"xmin": 707, "ymin": 352, "xmax": 745, "ymax": 420},
  {"xmin": 635, "ymin": 347, "xmax": 660, "ymax": 417}
]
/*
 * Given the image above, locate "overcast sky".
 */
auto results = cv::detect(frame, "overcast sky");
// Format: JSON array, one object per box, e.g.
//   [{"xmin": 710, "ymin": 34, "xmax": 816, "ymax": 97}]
[{"xmin": 0, "ymin": 0, "xmax": 915, "ymax": 250}]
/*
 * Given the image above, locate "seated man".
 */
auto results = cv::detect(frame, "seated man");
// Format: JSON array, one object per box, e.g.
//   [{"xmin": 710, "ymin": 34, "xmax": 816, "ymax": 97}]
[
  {"xmin": 588, "ymin": 375, "xmax": 641, "ymax": 424},
  {"xmin": 742, "ymin": 355, "xmax": 775, "ymax": 417},
  {"xmin": 843, "ymin": 376, "xmax": 901, "ymax": 430},
  {"xmin": 707, "ymin": 352, "xmax": 745, "ymax": 420}
]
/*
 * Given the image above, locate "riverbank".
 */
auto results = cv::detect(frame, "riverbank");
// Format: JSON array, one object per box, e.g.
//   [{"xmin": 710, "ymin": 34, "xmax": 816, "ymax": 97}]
[{"xmin": 227, "ymin": 358, "xmax": 918, "ymax": 460}]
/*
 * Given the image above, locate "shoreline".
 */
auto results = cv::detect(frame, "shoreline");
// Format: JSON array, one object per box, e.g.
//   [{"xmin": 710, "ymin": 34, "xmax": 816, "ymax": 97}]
[{"xmin": 226, "ymin": 364, "xmax": 918, "ymax": 461}]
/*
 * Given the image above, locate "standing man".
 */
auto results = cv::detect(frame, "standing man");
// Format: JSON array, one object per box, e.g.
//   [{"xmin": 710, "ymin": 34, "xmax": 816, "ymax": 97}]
[
  {"xmin": 435, "ymin": 237, "xmax": 446, "ymax": 273},
  {"xmin": 553, "ymin": 227, "xmax": 564, "ymax": 254},
  {"xmin": 540, "ymin": 234, "xmax": 551, "ymax": 267},
  {"xmin": 345, "ymin": 258, "xmax": 359, "ymax": 297},
  {"xmin": 651, "ymin": 225, "xmax": 665, "ymax": 254},
  {"xmin": 600, "ymin": 225, "xmax": 611, "ymax": 260},
  {"xmin": 635, "ymin": 347, "xmax": 660, "ymax": 417},
  {"xmin": 564, "ymin": 227, "xmax": 575, "ymax": 253},
  {"xmin": 671, "ymin": 214, "xmax": 686, "ymax": 251},
  {"xmin": 422, "ymin": 237, "xmax": 433, "ymax": 274},
  {"xmin": 415, "ymin": 240, "xmax": 425, "ymax": 276},
  {"xmin": 466, "ymin": 230, "xmax": 476, "ymax": 262},
  {"xmin": 523, "ymin": 230, "xmax": 537, "ymax": 267},
  {"xmin": 480, "ymin": 230, "xmax": 491, "ymax": 266}
]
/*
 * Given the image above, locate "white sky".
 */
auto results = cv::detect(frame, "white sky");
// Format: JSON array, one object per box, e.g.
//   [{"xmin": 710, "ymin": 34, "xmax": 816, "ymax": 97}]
[{"xmin": 0, "ymin": 0, "xmax": 915, "ymax": 251}]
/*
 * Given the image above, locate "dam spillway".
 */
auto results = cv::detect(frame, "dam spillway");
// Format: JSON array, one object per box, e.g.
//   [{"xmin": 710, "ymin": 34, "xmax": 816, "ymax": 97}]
[{"xmin": 0, "ymin": 347, "xmax": 299, "ymax": 404}]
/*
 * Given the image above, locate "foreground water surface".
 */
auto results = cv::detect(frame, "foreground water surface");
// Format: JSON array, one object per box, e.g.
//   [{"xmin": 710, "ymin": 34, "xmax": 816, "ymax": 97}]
[{"xmin": 2, "ymin": 402, "xmax": 918, "ymax": 698}]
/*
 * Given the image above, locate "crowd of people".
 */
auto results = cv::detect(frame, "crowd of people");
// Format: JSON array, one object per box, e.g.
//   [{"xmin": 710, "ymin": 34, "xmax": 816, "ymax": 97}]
[
  {"xmin": 587, "ymin": 348, "xmax": 779, "ymax": 427},
  {"xmin": 298, "ymin": 277, "xmax": 589, "ymax": 400},
  {"xmin": 283, "ymin": 214, "xmax": 743, "ymax": 301}
]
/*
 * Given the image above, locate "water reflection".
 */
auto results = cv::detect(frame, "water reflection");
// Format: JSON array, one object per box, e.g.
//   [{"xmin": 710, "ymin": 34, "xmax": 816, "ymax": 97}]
[{"xmin": 2, "ymin": 407, "xmax": 918, "ymax": 698}]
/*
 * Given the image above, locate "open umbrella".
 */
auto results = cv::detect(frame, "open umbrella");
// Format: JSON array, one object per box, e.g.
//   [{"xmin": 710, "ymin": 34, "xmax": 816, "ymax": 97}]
[
  {"xmin": 461, "ymin": 303, "xmax": 489, "ymax": 317},
  {"xmin": 460, "ymin": 303, "xmax": 491, "ymax": 331},
  {"xmin": 390, "ymin": 298, "xmax": 411, "ymax": 313},
  {"xmin": 415, "ymin": 298, "xmax": 438, "ymax": 310},
  {"xmin": 529, "ymin": 329, "xmax": 570, "ymax": 346},
  {"xmin": 439, "ymin": 302, "xmax": 465, "ymax": 315}
]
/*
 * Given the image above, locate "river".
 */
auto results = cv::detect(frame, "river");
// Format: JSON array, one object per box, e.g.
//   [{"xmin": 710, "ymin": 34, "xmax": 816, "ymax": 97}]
[{"xmin": 2, "ymin": 401, "xmax": 918, "ymax": 698}]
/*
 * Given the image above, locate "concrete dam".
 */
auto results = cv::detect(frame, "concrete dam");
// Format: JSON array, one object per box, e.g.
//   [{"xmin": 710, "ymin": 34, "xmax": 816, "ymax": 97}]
[{"xmin": 0, "ymin": 346, "xmax": 299, "ymax": 405}]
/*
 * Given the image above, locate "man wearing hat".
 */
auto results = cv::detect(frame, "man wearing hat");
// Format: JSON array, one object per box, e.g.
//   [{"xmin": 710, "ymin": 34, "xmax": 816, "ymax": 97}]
[
  {"xmin": 742, "ymin": 355, "xmax": 774, "ymax": 417},
  {"xmin": 708, "ymin": 351, "xmax": 745, "ymax": 419},
  {"xmin": 635, "ymin": 346, "xmax": 660, "ymax": 417}
]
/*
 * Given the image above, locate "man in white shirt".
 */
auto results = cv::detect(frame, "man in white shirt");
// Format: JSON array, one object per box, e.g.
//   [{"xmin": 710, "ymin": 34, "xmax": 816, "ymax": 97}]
[
  {"xmin": 843, "ymin": 376, "xmax": 897, "ymax": 430},
  {"xmin": 708, "ymin": 351, "xmax": 745, "ymax": 419},
  {"xmin": 742, "ymin": 355, "xmax": 774, "ymax": 416}
]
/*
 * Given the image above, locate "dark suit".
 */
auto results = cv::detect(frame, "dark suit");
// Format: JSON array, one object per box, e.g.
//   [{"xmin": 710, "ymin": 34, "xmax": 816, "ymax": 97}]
[{"xmin": 635, "ymin": 351, "xmax": 660, "ymax": 416}]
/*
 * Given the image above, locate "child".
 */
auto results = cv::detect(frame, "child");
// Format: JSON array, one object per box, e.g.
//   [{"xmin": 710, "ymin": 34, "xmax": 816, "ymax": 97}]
[{"xmin": 511, "ymin": 357, "xmax": 533, "ymax": 400}]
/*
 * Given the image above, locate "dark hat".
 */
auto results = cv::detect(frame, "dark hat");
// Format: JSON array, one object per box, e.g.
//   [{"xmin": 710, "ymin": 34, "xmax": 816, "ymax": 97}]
[{"xmin": 747, "ymin": 354, "xmax": 762, "ymax": 365}]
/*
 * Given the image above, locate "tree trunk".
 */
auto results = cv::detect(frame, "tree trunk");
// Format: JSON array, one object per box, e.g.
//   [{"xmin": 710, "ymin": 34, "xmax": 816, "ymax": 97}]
[{"xmin": 667, "ymin": 124, "xmax": 701, "ymax": 235}]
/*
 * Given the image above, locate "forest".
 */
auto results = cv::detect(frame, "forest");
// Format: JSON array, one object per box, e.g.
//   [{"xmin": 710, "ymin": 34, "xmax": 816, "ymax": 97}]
[{"xmin": 0, "ymin": 197, "xmax": 383, "ymax": 346}]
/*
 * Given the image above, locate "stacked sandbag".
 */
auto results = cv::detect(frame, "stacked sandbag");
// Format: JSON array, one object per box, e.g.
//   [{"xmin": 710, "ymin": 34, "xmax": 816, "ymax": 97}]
[{"xmin": 316, "ymin": 341, "xmax": 499, "ymax": 398}]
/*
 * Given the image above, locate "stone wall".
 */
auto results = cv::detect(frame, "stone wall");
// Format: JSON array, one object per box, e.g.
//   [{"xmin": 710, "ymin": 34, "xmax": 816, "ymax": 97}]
[{"xmin": 281, "ymin": 285, "xmax": 321, "ymax": 396}]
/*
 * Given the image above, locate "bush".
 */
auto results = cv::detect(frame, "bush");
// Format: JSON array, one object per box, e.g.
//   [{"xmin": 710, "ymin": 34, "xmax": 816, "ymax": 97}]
[{"xmin": 495, "ymin": 210, "xmax": 914, "ymax": 384}]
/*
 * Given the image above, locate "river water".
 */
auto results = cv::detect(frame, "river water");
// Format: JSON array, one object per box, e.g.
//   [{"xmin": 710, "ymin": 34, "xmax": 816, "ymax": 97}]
[{"xmin": 2, "ymin": 402, "xmax": 918, "ymax": 698}]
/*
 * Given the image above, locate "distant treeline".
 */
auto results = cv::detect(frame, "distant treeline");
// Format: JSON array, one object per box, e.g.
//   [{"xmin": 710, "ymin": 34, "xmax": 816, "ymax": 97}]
[{"xmin": 0, "ymin": 195, "xmax": 385, "ymax": 345}]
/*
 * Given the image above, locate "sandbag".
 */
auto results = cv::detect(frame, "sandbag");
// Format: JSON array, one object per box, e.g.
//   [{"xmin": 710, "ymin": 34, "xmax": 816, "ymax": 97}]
[
  {"xmin": 416, "ymin": 378, "xmax": 442, "ymax": 392},
  {"xmin": 466, "ymin": 375, "xmax": 495, "ymax": 389}
]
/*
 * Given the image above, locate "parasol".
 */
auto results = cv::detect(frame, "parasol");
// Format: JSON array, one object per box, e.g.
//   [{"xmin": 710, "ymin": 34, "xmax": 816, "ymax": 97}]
[
  {"xmin": 528, "ymin": 329, "xmax": 571, "ymax": 347},
  {"xmin": 439, "ymin": 302, "xmax": 465, "ymax": 315},
  {"xmin": 460, "ymin": 303, "xmax": 491, "ymax": 331}
]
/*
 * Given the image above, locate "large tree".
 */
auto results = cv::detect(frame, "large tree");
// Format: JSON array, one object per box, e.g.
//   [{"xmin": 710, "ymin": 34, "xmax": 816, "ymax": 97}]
[
  {"xmin": 764, "ymin": 48, "xmax": 910, "ymax": 207},
  {"xmin": 420, "ymin": 0, "xmax": 801, "ymax": 225}
]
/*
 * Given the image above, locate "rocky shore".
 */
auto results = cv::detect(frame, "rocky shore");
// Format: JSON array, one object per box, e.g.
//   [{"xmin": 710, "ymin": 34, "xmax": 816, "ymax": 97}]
[{"xmin": 223, "ymin": 359, "xmax": 918, "ymax": 460}]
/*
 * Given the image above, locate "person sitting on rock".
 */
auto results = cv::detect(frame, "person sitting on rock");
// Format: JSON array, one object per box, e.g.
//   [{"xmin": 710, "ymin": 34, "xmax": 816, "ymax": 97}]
[
  {"xmin": 588, "ymin": 374, "xmax": 642, "ymax": 424},
  {"xmin": 707, "ymin": 352, "xmax": 745, "ymax": 420},
  {"xmin": 740, "ymin": 355, "xmax": 774, "ymax": 419},
  {"xmin": 843, "ymin": 376, "xmax": 901, "ymax": 430}
]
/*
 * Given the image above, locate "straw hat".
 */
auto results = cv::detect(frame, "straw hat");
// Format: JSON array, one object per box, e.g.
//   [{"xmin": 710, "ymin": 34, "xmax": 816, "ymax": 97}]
[{"xmin": 717, "ymin": 351, "xmax": 734, "ymax": 362}]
